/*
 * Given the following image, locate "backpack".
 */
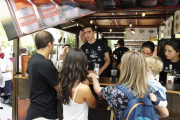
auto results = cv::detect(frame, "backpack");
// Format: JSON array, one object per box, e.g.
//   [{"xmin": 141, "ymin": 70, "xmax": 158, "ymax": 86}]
[
  {"xmin": 141, "ymin": 0, "xmax": 158, "ymax": 7},
  {"xmin": 115, "ymin": 84, "xmax": 156, "ymax": 120},
  {"xmin": 118, "ymin": 0, "xmax": 136, "ymax": 8},
  {"xmin": 159, "ymin": 0, "xmax": 179, "ymax": 5}
]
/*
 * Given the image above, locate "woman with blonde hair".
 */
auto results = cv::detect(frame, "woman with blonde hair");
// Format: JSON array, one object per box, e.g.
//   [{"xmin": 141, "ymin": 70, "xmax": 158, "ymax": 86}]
[{"xmin": 89, "ymin": 51, "xmax": 169, "ymax": 120}]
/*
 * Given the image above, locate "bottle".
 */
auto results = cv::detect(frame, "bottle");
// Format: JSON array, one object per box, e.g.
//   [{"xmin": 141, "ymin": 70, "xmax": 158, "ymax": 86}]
[
  {"xmin": 167, "ymin": 64, "xmax": 174, "ymax": 84},
  {"xmin": 52, "ymin": 0, "xmax": 79, "ymax": 20},
  {"xmin": 155, "ymin": 73, "xmax": 160, "ymax": 82},
  {"xmin": 30, "ymin": 0, "xmax": 60, "ymax": 26},
  {"xmin": 11, "ymin": 0, "xmax": 40, "ymax": 35}
]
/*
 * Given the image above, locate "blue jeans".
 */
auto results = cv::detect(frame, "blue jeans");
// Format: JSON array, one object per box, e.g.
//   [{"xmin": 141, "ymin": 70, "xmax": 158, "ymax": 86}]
[{"xmin": 0, "ymin": 80, "xmax": 12, "ymax": 96}]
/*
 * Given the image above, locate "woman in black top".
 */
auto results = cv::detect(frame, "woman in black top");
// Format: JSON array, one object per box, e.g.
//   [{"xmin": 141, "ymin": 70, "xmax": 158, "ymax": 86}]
[
  {"xmin": 141, "ymin": 41, "xmax": 155, "ymax": 57},
  {"xmin": 160, "ymin": 39, "xmax": 180, "ymax": 83}
]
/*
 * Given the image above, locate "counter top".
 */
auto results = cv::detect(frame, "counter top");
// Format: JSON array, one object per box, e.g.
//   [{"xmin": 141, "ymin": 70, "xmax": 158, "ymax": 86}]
[
  {"xmin": 14, "ymin": 74, "xmax": 28, "ymax": 79},
  {"xmin": 89, "ymin": 77, "xmax": 180, "ymax": 94},
  {"xmin": 14, "ymin": 75, "xmax": 180, "ymax": 94}
]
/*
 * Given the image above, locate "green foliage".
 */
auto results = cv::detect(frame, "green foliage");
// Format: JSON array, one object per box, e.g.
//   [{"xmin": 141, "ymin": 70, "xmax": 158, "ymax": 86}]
[
  {"xmin": 65, "ymin": 33, "xmax": 82, "ymax": 48},
  {"xmin": 108, "ymin": 40, "xmax": 113, "ymax": 49},
  {"xmin": 65, "ymin": 33, "xmax": 76, "ymax": 48},
  {"xmin": 0, "ymin": 22, "xmax": 13, "ymax": 48},
  {"xmin": 27, "ymin": 46, "xmax": 37, "ymax": 55}
]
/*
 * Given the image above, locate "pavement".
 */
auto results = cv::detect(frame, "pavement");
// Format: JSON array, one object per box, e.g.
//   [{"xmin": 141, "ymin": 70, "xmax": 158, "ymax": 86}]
[{"xmin": 0, "ymin": 102, "xmax": 12, "ymax": 120}]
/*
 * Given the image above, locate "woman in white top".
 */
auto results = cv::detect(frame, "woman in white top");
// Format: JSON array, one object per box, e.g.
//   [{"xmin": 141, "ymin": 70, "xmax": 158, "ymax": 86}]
[{"xmin": 58, "ymin": 48, "xmax": 97, "ymax": 120}]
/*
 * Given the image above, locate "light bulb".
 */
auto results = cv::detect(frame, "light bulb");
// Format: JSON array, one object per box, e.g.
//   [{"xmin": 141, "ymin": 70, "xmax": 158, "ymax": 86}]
[
  {"xmin": 90, "ymin": 20, "xmax": 93, "ymax": 24},
  {"xmin": 142, "ymin": 12, "xmax": 145, "ymax": 17},
  {"xmin": 129, "ymin": 21, "xmax": 132, "ymax": 27},
  {"xmin": 110, "ymin": 29, "xmax": 112, "ymax": 32}
]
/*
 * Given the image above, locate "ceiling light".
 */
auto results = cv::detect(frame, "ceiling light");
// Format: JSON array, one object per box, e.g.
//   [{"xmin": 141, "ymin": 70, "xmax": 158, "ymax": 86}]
[
  {"xmin": 76, "ymin": 23, "xmax": 79, "ymax": 26},
  {"xmin": 110, "ymin": 29, "xmax": 112, "ymax": 32},
  {"xmin": 142, "ymin": 12, "xmax": 145, "ymax": 17},
  {"xmin": 90, "ymin": 20, "xmax": 93, "ymax": 24},
  {"xmin": 129, "ymin": 21, "xmax": 132, "ymax": 27}
]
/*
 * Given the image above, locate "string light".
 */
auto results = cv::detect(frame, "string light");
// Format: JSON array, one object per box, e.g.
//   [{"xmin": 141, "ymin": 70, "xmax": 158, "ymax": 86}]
[
  {"xmin": 142, "ymin": 12, "xmax": 146, "ymax": 17},
  {"xmin": 110, "ymin": 29, "xmax": 112, "ymax": 32},
  {"xmin": 90, "ymin": 20, "xmax": 93, "ymax": 24},
  {"xmin": 129, "ymin": 21, "xmax": 132, "ymax": 27}
]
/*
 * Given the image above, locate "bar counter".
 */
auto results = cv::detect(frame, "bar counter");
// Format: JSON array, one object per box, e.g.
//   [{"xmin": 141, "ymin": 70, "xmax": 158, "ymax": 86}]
[
  {"xmin": 14, "ymin": 74, "xmax": 180, "ymax": 94},
  {"xmin": 13, "ymin": 74, "xmax": 180, "ymax": 119}
]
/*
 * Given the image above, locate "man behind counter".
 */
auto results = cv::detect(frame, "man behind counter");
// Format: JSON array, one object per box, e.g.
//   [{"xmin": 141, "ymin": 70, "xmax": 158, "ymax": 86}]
[
  {"xmin": 80, "ymin": 25, "xmax": 110, "ymax": 77},
  {"xmin": 79, "ymin": 28, "xmax": 87, "ymax": 48},
  {"xmin": 26, "ymin": 31, "xmax": 59, "ymax": 120}
]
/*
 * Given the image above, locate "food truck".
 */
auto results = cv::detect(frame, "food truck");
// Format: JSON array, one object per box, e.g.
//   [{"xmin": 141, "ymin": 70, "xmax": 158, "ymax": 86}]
[{"xmin": 0, "ymin": 0, "xmax": 180, "ymax": 120}]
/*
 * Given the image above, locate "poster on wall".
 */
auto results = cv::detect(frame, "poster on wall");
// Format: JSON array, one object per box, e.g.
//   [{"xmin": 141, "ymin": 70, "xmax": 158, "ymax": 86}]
[
  {"xmin": 174, "ymin": 10, "xmax": 180, "ymax": 34},
  {"xmin": 163, "ymin": 19, "xmax": 172, "ymax": 38},
  {"xmin": 5, "ymin": 0, "xmax": 98, "ymax": 38},
  {"xmin": 125, "ymin": 28, "xmax": 157, "ymax": 41}
]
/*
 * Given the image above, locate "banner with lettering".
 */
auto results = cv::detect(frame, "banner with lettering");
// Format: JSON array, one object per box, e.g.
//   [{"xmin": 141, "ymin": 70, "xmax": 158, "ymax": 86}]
[{"xmin": 5, "ymin": 0, "xmax": 98, "ymax": 38}]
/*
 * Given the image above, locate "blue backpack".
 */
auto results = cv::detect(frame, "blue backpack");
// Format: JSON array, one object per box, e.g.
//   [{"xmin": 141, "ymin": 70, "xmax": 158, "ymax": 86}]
[{"xmin": 115, "ymin": 84, "xmax": 156, "ymax": 120}]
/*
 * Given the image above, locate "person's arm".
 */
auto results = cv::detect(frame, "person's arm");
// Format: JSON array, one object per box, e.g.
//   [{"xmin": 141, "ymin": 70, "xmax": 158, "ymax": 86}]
[
  {"xmin": 155, "ymin": 105, "xmax": 169, "ymax": 118},
  {"xmin": 99, "ymin": 52, "xmax": 110, "ymax": 75},
  {"xmin": 83, "ymin": 85, "xmax": 97, "ymax": 109},
  {"xmin": 149, "ymin": 93, "xmax": 167, "ymax": 107},
  {"xmin": 149, "ymin": 93, "xmax": 169, "ymax": 117},
  {"xmin": 112, "ymin": 53, "xmax": 117, "ymax": 63},
  {"xmin": 88, "ymin": 72, "xmax": 103, "ymax": 95},
  {"xmin": 54, "ymin": 84, "xmax": 60, "ymax": 92},
  {"xmin": 45, "ymin": 62, "xmax": 60, "ymax": 92},
  {"xmin": 117, "ymin": 63, "xmax": 121, "ymax": 71}
]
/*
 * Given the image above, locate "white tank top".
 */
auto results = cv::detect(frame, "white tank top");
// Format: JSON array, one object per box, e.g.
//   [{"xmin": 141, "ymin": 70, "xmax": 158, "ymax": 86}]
[{"xmin": 63, "ymin": 83, "xmax": 89, "ymax": 120}]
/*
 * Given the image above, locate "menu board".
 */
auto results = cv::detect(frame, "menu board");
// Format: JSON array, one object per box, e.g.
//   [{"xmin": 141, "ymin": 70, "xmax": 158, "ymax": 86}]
[
  {"xmin": 174, "ymin": 10, "xmax": 180, "ymax": 34},
  {"xmin": 125, "ymin": 28, "xmax": 157, "ymax": 41},
  {"xmin": 5, "ymin": 0, "xmax": 98, "ymax": 38},
  {"xmin": 163, "ymin": 19, "xmax": 172, "ymax": 38}
]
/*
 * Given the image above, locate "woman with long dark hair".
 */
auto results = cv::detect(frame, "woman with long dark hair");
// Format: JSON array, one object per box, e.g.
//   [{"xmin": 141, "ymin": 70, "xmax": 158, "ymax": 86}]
[
  {"xmin": 58, "ymin": 48, "xmax": 97, "ymax": 120},
  {"xmin": 160, "ymin": 39, "xmax": 180, "ymax": 83}
]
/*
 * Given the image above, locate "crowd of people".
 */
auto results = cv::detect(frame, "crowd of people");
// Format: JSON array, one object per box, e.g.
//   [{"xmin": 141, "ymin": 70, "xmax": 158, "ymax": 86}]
[{"xmin": 0, "ymin": 25, "xmax": 180, "ymax": 120}]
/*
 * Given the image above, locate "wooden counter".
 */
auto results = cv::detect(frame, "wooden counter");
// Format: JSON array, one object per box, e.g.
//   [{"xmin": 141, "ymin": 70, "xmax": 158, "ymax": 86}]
[
  {"xmin": 14, "ymin": 75, "xmax": 180, "ymax": 94},
  {"xmin": 89, "ymin": 77, "xmax": 180, "ymax": 94},
  {"xmin": 14, "ymin": 74, "xmax": 28, "ymax": 79},
  {"xmin": 14, "ymin": 75, "xmax": 180, "ymax": 118}
]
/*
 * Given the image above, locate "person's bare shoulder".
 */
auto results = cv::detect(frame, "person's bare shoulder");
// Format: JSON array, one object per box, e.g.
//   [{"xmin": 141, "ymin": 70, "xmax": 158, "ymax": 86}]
[{"xmin": 78, "ymin": 84, "xmax": 91, "ymax": 95}]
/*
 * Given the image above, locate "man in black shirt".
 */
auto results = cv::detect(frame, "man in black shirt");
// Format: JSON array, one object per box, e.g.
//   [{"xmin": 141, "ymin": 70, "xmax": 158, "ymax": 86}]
[
  {"xmin": 79, "ymin": 28, "xmax": 87, "ymax": 48},
  {"xmin": 101, "ymin": 38, "xmax": 112, "ymax": 77},
  {"xmin": 81, "ymin": 26, "xmax": 110, "ymax": 77},
  {"xmin": 26, "ymin": 31, "xmax": 59, "ymax": 120},
  {"xmin": 113, "ymin": 39, "xmax": 129, "ymax": 67}
]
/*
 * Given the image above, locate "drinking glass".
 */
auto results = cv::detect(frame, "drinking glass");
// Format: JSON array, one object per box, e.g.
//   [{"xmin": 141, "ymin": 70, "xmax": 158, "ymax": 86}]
[{"xmin": 94, "ymin": 63, "xmax": 99, "ymax": 78}]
